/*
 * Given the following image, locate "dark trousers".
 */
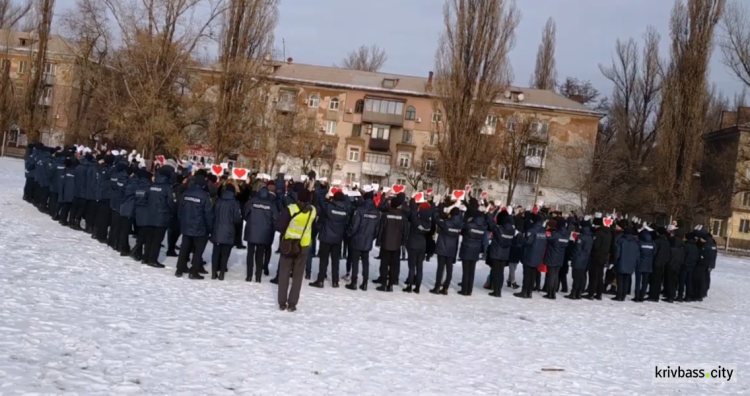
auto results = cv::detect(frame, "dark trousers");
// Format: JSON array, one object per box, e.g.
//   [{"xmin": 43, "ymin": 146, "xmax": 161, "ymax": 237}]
[
  {"xmin": 349, "ymin": 248, "xmax": 370, "ymax": 283},
  {"xmin": 212, "ymin": 243, "xmax": 233, "ymax": 274},
  {"xmin": 693, "ymin": 267, "xmax": 708, "ymax": 299},
  {"xmin": 664, "ymin": 266, "xmax": 680, "ymax": 300},
  {"xmin": 616, "ymin": 273, "xmax": 632, "ymax": 300},
  {"xmin": 587, "ymin": 263, "xmax": 605, "ymax": 297},
  {"xmin": 234, "ymin": 222, "xmax": 244, "ymax": 247},
  {"xmin": 406, "ymin": 248, "xmax": 426, "ymax": 288},
  {"xmin": 488, "ymin": 259, "xmax": 507, "ymax": 296},
  {"xmin": 247, "ymin": 243, "xmax": 271, "ymax": 279},
  {"xmin": 380, "ymin": 249, "xmax": 400, "ymax": 286},
  {"xmin": 48, "ymin": 192, "xmax": 59, "ymax": 216},
  {"xmin": 635, "ymin": 271, "xmax": 649, "ymax": 296},
  {"xmin": 571, "ymin": 268, "xmax": 586, "ymax": 295},
  {"xmin": 544, "ymin": 266, "xmax": 560, "ymax": 298},
  {"xmin": 58, "ymin": 202, "xmax": 72, "ymax": 224},
  {"xmin": 133, "ymin": 226, "xmax": 150, "ymax": 257},
  {"xmin": 39, "ymin": 187, "xmax": 49, "ymax": 211},
  {"xmin": 71, "ymin": 197, "xmax": 85, "ymax": 226},
  {"xmin": 706, "ymin": 268, "xmax": 712, "ymax": 294},
  {"xmin": 176, "ymin": 235, "xmax": 208, "ymax": 274},
  {"xmin": 95, "ymin": 200, "xmax": 111, "ymax": 241},
  {"xmin": 649, "ymin": 265, "xmax": 665, "ymax": 299},
  {"xmin": 118, "ymin": 217, "xmax": 132, "ymax": 253},
  {"xmin": 108, "ymin": 210, "xmax": 121, "ymax": 248},
  {"xmin": 167, "ymin": 217, "xmax": 180, "ymax": 253},
  {"xmin": 435, "ymin": 255, "xmax": 455, "ymax": 288},
  {"xmin": 278, "ymin": 247, "xmax": 309, "ymax": 307},
  {"xmin": 678, "ymin": 267, "xmax": 694, "ymax": 299},
  {"xmin": 23, "ymin": 178, "xmax": 34, "ymax": 201},
  {"xmin": 461, "ymin": 260, "xmax": 477, "ymax": 295},
  {"xmin": 84, "ymin": 199, "xmax": 97, "ymax": 231},
  {"xmin": 521, "ymin": 265, "xmax": 536, "ymax": 297},
  {"xmin": 317, "ymin": 241, "xmax": 341, "ymax": 282},
  {"xmin": 558, "ymin": 268, "xmax": 568, "ymax": 292},
  {"xmin": 145, "ymin": 226, "xmax": 167, "ymax": 264}
]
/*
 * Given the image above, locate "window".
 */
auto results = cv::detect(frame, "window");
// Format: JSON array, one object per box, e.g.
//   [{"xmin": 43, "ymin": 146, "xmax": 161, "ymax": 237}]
[
  {"xmin": 398, "ymin": 153, "xmax": 411, "ymax": 168},
  {"xmin": 402, "ymin": 130, "xmax": 413, "ymax": 144},
  {"xmin": 0, "ymin": 59, "xmax": 9, "ymax": 71},
  {"xmin": 348, "ymin": 146, "xmax": 360, "ymax": 162},
  {"xmin": 711, "ymin": 219, "xmax": 723, "ymax": 236},
  {"xmin": 329, "ymin": 97, "xmax": 339, "ymax": 110},
  {"xmin": 250, "ymin": 160, "xmax": 261, "ymax": 171},
  {"xmin": 527, "ymin": 145, "xmax": 545, "ymax": 158},
  {"xmin": 429, "ymin": 133, "xmax": 438, "ymax": 146},
  {"xmin": 326, "ymin": 121, "xmax": 337, "ymax": 135},
  {"xmin": 373, "ymin": 124, "xmax": 390, "ymax": 140},
  {"xmin": 740, "ymin": 219, "xmax": 750, "ymax": 233},
  {"xmin": 42, "ymin": 86, "xmax": 52, "ymax": 98},
  {"xmin": 483, "ymin": 115, "xmax": 498, "ymax": 134},
  {"xmin": 346, "ymin": 172, "xmax": 356, "ymax": 182},
  {"xmin": 277, "ymin": 89, "xmax": 296, "ymax": 111},
  {"xmin": 506, "ymin": 116, "xmax": 516, "ymax": 131},
  {"xmin": 382, "ymin": 78, "xmax": 398, "ymax": 88},
  {"xmin": 364, "ymin": 98, "xmax": 404, "ymax": 115},
  {"xmin": 396, "ymin": 178, "xmax": 407, "ymax": 186},
  {"xmin": 432, "ymin": 110, "xmax": 442, "ymax": 123},
  {"xmin": 500, "ymin": 166, "xmax": 510, "ymax": 180},
  {"xmin": 425, "ymin": 158, "xmax": 436, "ymax": 172},
  {"xmin": 354, "ymin": 99, "xmax": 364, "ymax": 113},
  {"xmin": 531, "ymin": 119, "xmax": 539, "ymax": 132},
  {"xmin": 423, "ymin": 182, "xmax": 434, "ymax": 191},
  {"xmin": 308, "ymin": 94, "xmax": 319, "ymax": 108},
  {"xmin": 351, "ymin": 124, "xmax": 362, "ymax": 137},
  {"xmin": 742, "ymin": 192, "xmax": 750, "ymax": 207},
  {"xmin": 365, "ymin": 152, "xmax": 390, "ymax": 164},
  {"xmin": 8, "ymin": 128, "xmax": 18, "ymax": 143},
  {"xmin": 405, "ymin": 106, "xmax": 416, "ymax": 120},
  {"xmin": 541, "ymin": 121, "xmax": 550, "ymax": 137},
  {"xmin": 44, "ymin": 63, "xmax": 56, "ymax": 75},
  {"xmin": 320, "ymin": 168, "xmax": 330, "ymax": 177},
  {"xmin": 525, "ymin": 168, "xmax": 539, "ymax": 184},
  {"xmin": 17, "ymin": 61, "xmax": 26, "ymax": 74}
]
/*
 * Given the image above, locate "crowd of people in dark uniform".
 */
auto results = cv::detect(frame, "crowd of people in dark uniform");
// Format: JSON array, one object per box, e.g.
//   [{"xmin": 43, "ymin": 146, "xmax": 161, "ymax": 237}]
[{"xmin": 20, "ymin": 143, "xmax": 719, "ymax": 311}]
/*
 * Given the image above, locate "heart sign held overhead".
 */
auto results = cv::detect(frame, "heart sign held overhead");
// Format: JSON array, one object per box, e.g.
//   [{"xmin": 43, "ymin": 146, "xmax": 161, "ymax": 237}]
[
  {"xmin": 481, "ymin": 191, "xmax": 488, "ymax": 198},
  {"xmin": 392, "ymin": 184, "xmax": 405, "ymax": 194},
  {"xmin": 155, "ymin": 155, "xmax": 166, "ymax": 165},
  {"xmin": 603, "ymin": 218, "xmax": 614, "ymax": 227},
  {"xmin": 211, "ymin": 164, "xmax": 224, "ymax": 176},
  {"xmin": 465, "ymin": 184, "xmax": 472, "ymax": 192},
  {"xmin": 232, "ymin": 168, "xmax": 248, "ymax": 180},
  {"xmin": 330, "ymin": 187, "xmax": 342, "ymax": 195},
  {"xmin": 413, "ymin": 192, "xmax": 426, "ymax": 203},
  {"xmin": 426, "ymin": 188, "xmax": 434, "ymax": 195},
  {"xmin": 452, "ymin": 190, "xmax": 466, "ymax": 201}
]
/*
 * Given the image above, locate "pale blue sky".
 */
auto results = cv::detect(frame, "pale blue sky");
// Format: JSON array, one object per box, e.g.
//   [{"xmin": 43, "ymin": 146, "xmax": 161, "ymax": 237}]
[{"xmin": 54, "ymin": 0, "xmax": 744, "ymax": 99}]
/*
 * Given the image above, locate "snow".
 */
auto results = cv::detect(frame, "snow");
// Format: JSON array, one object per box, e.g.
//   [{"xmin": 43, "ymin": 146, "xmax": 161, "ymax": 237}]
[{"xmin": 0, "ymin": 156, "xmax": 747, "ymax": 395}]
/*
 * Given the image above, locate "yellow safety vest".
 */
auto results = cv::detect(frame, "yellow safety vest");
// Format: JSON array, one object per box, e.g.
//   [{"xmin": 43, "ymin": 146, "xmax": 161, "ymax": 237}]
[{"xmin": 284, "ymin": 204, "xmax": 316, "ymax": 247}]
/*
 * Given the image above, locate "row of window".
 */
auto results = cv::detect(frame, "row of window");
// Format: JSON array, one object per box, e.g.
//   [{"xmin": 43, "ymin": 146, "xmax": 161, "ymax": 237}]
[{"xmin": 0, "ymin": 59, "xmax": 56, "ymax": 75}]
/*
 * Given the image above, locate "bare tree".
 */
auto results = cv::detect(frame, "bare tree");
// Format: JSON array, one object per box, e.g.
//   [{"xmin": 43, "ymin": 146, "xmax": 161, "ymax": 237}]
[
  {"xmin": 720, "ymin": 0, "xmax": 750, "ymax": 89},
  {"xmin": 557, "ymin": 77, "xmax": 606, "ymax": 109},
  {"xmin": 655, "ymin": 0, "xmax": 725, "ymax": 218},
  {"xmin": 0, "ymin": 0, "xmax": 31, "ymax": 142},
  {"xmin": 392, "ymin": 158, "xmax": 439, "ymax": 192},
  {"xmin": 21, "ymin": 0, "xmax": 54, "ymax": 143},
  {"xmin": 434, "ymin": 0, "xmax": 520, "ymax": 189},
  {"xmin": 530, "ymin": 17, "xmax": 557, "ymax": 90},
  {"xmin": 0, "ymin": 0, "xmax": 30, "ymax": 28},
  {"xmin": 336, "ymin": 44, "xmax": 388, "ymax": 72},
  {"xmin": 488, "ymin": 113, "xmax": 538, "ymax": 205}
]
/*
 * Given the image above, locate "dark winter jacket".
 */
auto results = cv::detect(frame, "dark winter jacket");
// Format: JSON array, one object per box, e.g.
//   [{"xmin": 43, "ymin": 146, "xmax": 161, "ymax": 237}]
[
  {"xmin": 50, "ymin": 157, "xmax": 66, "ymax": 194},
  {"xmin": 698, "ymin": 237, "xmax": 717, "ymax": 269},
  {"xmin": 636, "ymin": 231, "xmax": 655, "ymax": 273},
  {"xmin": 74, "ymin": 159, "xmax": 89, "ymax": 198},
  {"xmin": 522, "ymin": 222, "xmax": 547, "ymax": 268},
  {"xmin": 147, "ymin": 173, "xmax": 176, "ymax": 228},
  {"xmin": 434, "ymin": 212, "xmax": 463, "ymax": 259},
  {"xmin": 243, "ymin": 187, "xmax": 279, "ymax": 245},
  {"xmin": 318, "ymin": 199, "xmax": 350, "ymax": 244},
  {"xmin": 653, "ymin": 234, "xmax": 671, "ymax": 269},
  {"xmin": 683, "ymin": 240, "xmax": 699, "ymax": 268},
  {"xmin": 590, "ymin": 226, "xmax": 612, "ymax": 262},
  {"xmin": 377, "ymin": 207, "xmax": 409, "ymax": 251},
  {"xmin": 36, "ymin": 153, "xmax": 51, "ymax": 187},
  {"xmin": 347, "ymin": 199, "xmax": 381, "ymax": 252},
  {"xmin": 110, "ymin": 167, "xmax": 128, "ymax": 211},
  {"xmin": 668, "ymin": 232, "xmax": 685, "ymax": 270},
  {"xmin": 459, "ymin": 215, "xmax": 488, "ymax": 261},
  {"xmin": 406, "ymin": 200, "xmax": 434, "ymax": 251},
  {"xmin": 120, "ymin": 177, "xmax": 136, "ymax": 218},
  {"xmin": 95, "ymin": 165, "xmax": 113, "ymax": 202},
  {"xmin": 24, "ymin": 151, "xmax": 35, "ymax": 179},
  {"xmin": 179, "ymin": 181, "xmax": 213, "ymax": 237},
  {"xmin": 133, "ymin": 175, "xmax": 152, "ymax": 226},
  {"xmin": 615, "ymin": 234, "xmax": 640, "ymax": 275},
  {"xmin": 609, "ymin": 229, "xmax": 623, "ymax": 265},
  {"xmin": 60, "ymin": 165, "xmax": 77, "ymax": 204},
  {"xmin": 211, "ymin": 190, "xmax": 242, "ymax": 245},
  {"xmin": 85, "ymin": 161, "xmax": 98, "ymax": 200},
  {"xmin": 571, "ymin": 226, "xmax": 593, "ymax": 270},
  {"xmin": 544, "ymin": 227, "xmax": 570, "ymax": 268},
  {"xmin": 487, "ymin": 215, "xmax": 515, "ymax": 262}
]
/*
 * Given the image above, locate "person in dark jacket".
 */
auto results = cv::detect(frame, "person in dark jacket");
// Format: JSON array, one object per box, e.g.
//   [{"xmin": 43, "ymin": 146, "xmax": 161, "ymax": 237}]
[
  {"xmin": 33, "ymin": 148, "xmax": 51, "ymax": 211},
  {"xmin": 693, "ymin": 230, "xmax": 716, "ymax": 301},
  {"xmin": 345, "ymin": 191, "xmax": 381, "ymax": 291},
  {"xmin": 514, "ymin": 214, "xmax": 546, "ymax": 299},
  {"xmin": 543, "ymin": 219, "xmax": 569, "ymax": 300},
  {"xmin": 49, "ymin": 150, "xmax": 66, "ymax": 220},
  {"xmin": 131, "ymin": 169, "xmax": 153, "ymax": 261},
  {"xmin": 94, "ymin": 155, "xmax": 115, "ymax": 243},
  {"xmin": 613, "ymin": 227, "xmax": 639, "ymax": 301},
  {"xmin": 633, "ymin": 228, "xmax": 655, "ymax": 302},
  {"xmin": 663, "ymin": 228, "xmax": 685, "ymax": 303},
  {"xmin": 166, "ymin": 175, "xmax": 188, "ymax": 257},
  {"xmin": 210, "ymin": 184, "xmax": 242, "ymax": 280},
  {"xmin": 244, "ymin": 186, "xmax": 279, "ymax": 282},
  {"xmin": 70, "ymin": 154, "xmax": 90, "ymax": 230},
  {"xmin": 375, "ymin": 195, "xmax": 409, "ymax": 292},
  {"xmin": 403, "ymin": 199, "xmax": 433, "ymax": 293},
  {"xmin": 310, "ymin": 191, "xmax": 351, "ymax": 288},
  {"xmin": 118, "ymin": 168, "xmax": 137, "ymax": 256},
  {"xmin": 143, "ymin": 166, "xmax": 176, "ymax": 268},
  {"xmin": 566, "ymin": 220, "xmax": 593, "ymax": 299},
  {"xmin": 486, "ymin": 209, "xmax": 515, "ymax": 297},
  {"xmin": 234, "ymin": 182, "xmax": 250, "ymax": 250},
  {"xmin": 458, "ymin": 207, "xmax": 489, "ymax": 296},
  {"xmin": 107, "ymin": 163, "xmax": 128, "ymax": 249},
  {"xmin": 57, "ymin": 157, "xmax": 77, "ymax": 225},
  {"xmin": 583, "ymin": 216, "xmax": 612, "ymax": 300},
  {"xmin": 431, "ymin": 205, "xmax": 463, "ymax": 295},
  {"xmin": 678, "ymin": 232, "xmax": 700, "ymax": 302},
  {"xmin": 23, "ymin": 144, "xmax": 36, "ymax": 202},
  {"xmin": 175, "ymin": 172, "xmax": 213, "ymax": 278},
  {"xmin": 647, "ymin": 227, "xmax": 671, "ymax": 302},
  {"xmin": 84, "ymin": 154, "xmax": 100, "ymax": 233}
]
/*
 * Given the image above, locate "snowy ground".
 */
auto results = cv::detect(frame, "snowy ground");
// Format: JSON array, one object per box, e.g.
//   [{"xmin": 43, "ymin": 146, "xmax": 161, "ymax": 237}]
[{"xmin": 0, "ymin": 157, "xmax": 748, "ymax": 395}]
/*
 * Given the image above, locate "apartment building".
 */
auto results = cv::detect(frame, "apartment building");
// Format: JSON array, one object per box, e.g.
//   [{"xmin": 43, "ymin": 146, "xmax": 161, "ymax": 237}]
[{"xmin": 0, "ymin": 30, "xmax": 76, "ymax": 157}]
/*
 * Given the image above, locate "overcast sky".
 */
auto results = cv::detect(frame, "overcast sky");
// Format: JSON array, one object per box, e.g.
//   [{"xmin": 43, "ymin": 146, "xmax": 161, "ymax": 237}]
[{"xmin": 272, "ymin": 0, "xmax": 743, "ymax": 99}]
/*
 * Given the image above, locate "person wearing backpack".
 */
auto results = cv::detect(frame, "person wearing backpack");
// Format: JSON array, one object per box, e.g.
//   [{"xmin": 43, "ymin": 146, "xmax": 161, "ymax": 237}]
[{"xmin": 276, "ymin": 187, "xmax": 317, "ymax": 312}]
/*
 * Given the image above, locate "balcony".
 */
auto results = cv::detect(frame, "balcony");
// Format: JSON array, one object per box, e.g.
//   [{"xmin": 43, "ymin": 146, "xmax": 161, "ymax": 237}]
[
  {"xmin": 362, "ymin": 152, "xmax": 391, "ymax": 176},
  {"xmin": 369, "ymin": 137, "xmax": 390, "ymax": 152},
  {"xmin": 276, "ymin": 100, "xmax": 296, "ymax": 113},
  {"xmin": 363, "ymin": 110, "xmax": 403, "ymax": 127},
  {"xmin": 43, "ymin": 74, "xmax": 55, "ymax": 85},
  {"xmin": 525, "ymin": 155, "xmax": 544, "ymax": 168},
  {"xmin": 38, "ymin": 96, "xmax": 52, "ymax": 106}
]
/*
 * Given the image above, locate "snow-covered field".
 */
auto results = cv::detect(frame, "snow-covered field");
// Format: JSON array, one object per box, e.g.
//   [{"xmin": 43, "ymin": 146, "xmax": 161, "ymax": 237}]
[{"xmin": 0, "ymin": 157, "xmax": 748, "ymax": 395}]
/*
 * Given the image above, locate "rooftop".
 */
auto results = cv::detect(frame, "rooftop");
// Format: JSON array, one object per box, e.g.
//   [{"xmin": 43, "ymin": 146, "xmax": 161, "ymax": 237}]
[{"xmin": 0, "ymin": 29, "xmax": 75, "ymax": 56}]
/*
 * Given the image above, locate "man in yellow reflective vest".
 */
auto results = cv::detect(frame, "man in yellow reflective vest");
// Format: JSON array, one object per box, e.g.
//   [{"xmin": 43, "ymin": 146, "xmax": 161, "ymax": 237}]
[{"xmin": 276, "ymin": 188, "xmax": 317, "ymax": 312}]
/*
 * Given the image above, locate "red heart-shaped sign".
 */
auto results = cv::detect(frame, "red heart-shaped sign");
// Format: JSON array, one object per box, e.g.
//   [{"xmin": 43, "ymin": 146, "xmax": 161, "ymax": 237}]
[
  {"xmin": 481, "ymin": 191, "xmax": 488, "ymax": 198},
  {"xmin": 452, "ymin": 190, "xmax": 465, "ymax": 201},
  {"xmin": 603, "ymin": 218, "xmax": 613, "ymax": 227},
  {"xmin": 572, "ymin": 232, "xmax": 579, "ymax": 241},
  {"xmin": 330, "ymin": 187, "xmax": 342, "ymax": 195},
  {"xmin": 413, "ymin": 192, "xmax": 424, "ymax": 203},
  {"xmin": 465, "ymin": 184, "xmax": 472, "ymax": 191},
  {"xmin": 392, "ymin": 184, "xmax": 405, "ymax": 194},
  {"xmin": 211, "ymin": 164, "xmax": 223, "ymax": 175},
  {"xmin": 426, "ymin": 188, "xmax": 434, "ymax": 195},
  {"xmin": 156, "ymin": 155, "xmax": 165, "ymax": 165},
  {"xmin": 233, "ymin": 168, "xmax": 247, "ymax": 179}
]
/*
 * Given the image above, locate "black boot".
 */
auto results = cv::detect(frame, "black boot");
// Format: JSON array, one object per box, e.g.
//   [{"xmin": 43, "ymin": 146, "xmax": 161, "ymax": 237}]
[
  {"xmin": 513, "ymin": 292, "xmax": 530, "ymax": 299},
  {"xmin": 212, "ymin": 271, "xmax": 218, "ymax": 280},
  {"xmin": 413, "ymin": 285, "xmax": 420, "ymax": 294},
  {"xmin": 198, "ymin": 266, "xmax": 208, "ymax": 275},
  {"xmin": 430, "ymin": 286, "xmax": 440, "ymax": 294},
  {"xmin": 310, "ymin": 280, "xmax": 324, "ymax": 288},
  {"xmin": 304, "ymin": 272, "xmax": 311, "ymax": 280},
  {"xmin": 403, "ymin": 285, "xmax": 413, "ymax": 293},
  {"xmin": 439, "ymin": 286, "xmax": 448, "ymax": 295},
  {"xmin": 175, "ymin": 269, "xmax": 183, "ymax": 278},
  {"xmin": 218, "ymin": 271, "xmax": 224, "ymax": 281},
  {"xmin": 189, "ymin": 273, "xmax": 204, "ymax": 280},
  {"xmin": 255, "ymin": 276, "xmax": 261, "ymax": 283},
  {"xmin": 359, "ymin": 280, "xmax": 368, "ymax": 291},
  {"xmin": 372, "ymin": 277, "xmax": 383, "ymax": 284},
  {"xmin": 245, "ymin": 276, "xmax": 251, "ymax": 282},
  {"xmin": 564, "ymin": 293, "xmax": 576, "ymax": 300},
  {"xmin": 332, "ymin": 281, "xmax": 339, "ymax": 288},
  {"xmin": 148, "ymin": 262, "xmax": 165, "ymax": 268},
  {"xmin": 270, "ymin": 277, "xmax": 279, "ymax": 284},
  {"xmin": 345, "ymin": 282, "xmax": 357, "ymax": 291},
  {"xmin": 166, "ymin": 250, "xmax": 178, "ymax": 257}
]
